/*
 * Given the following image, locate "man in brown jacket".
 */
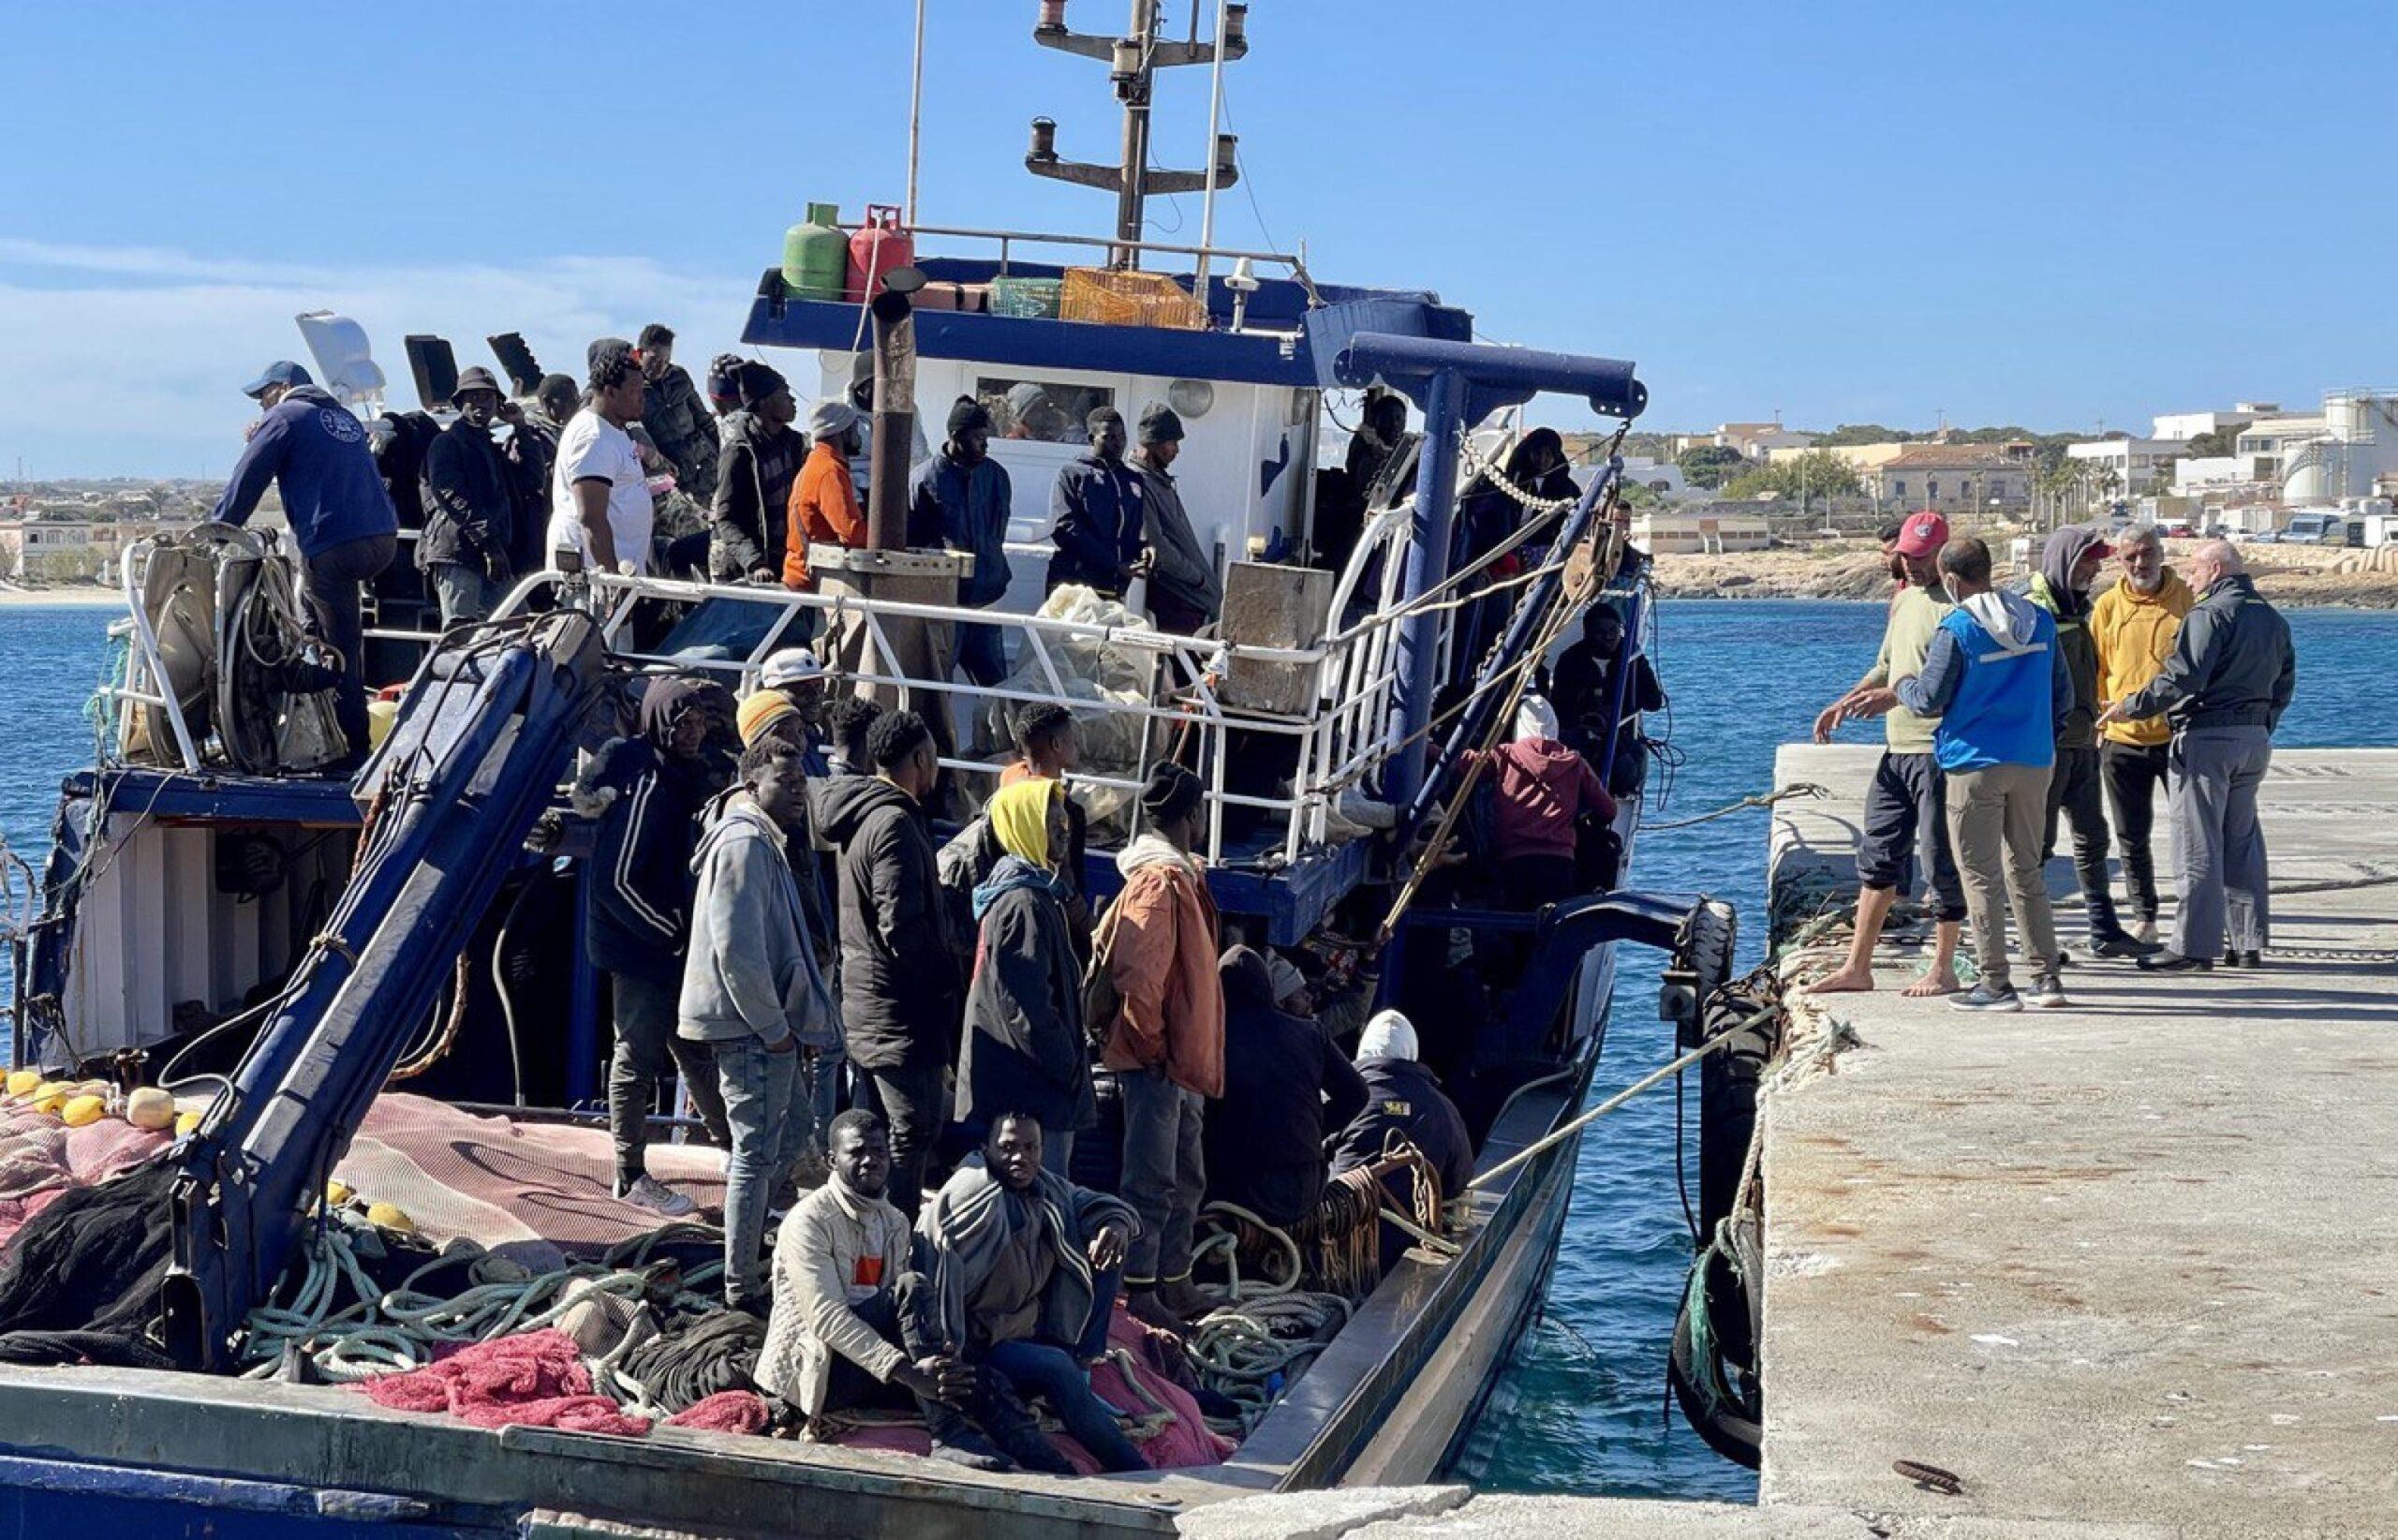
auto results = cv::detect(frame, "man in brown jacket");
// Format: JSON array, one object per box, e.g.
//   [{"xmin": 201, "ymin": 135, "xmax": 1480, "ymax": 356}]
[{"xmin": 1099, "ymin": 763, "xmax": 1223, "ymax": 1327}]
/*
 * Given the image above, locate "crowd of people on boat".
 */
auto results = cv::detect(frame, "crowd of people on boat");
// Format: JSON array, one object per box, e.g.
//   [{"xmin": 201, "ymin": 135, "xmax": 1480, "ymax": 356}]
[{"xmin": 1810, "ymin": 511, "xmax": 2296, "ymax": 1010}]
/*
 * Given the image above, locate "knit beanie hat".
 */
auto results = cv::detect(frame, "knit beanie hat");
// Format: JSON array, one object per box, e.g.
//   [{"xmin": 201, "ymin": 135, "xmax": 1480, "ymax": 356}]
[
  {"xmin": 736, "ymin": 362, "xmax": 789, "ymax": 408},
  {"xmin": 736, "ymin": 691, "xmax": 801, "ymax": 748},
  {"xmin": 947, "ymin": 396, "xmax": 994, "ymax": 438},
  {"xmin": 1139, "ymin": 762, "xmax": 1203, "ymax": 824}
]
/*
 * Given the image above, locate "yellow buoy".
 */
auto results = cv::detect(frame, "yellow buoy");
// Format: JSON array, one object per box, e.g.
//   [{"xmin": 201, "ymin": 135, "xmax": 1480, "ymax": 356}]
[
  {"xmin": 327, "ymin": 1179, "xmax": 356, "ymax": 1208},
  {"xmin": 175, "ymin": 1109, "xmax": 203, "ymax": 1136},
  {"xmin": 31, "ymin": 1082, "xmax": 70, "ymax": 1115},
  {"xmin": 6, "ymin": 1068, "xmax": 42, "ymax": 1099},
  {"xmin": 73, "ymin": 1080, "xmax": 112, "ymax": 1103},
  {"xmin": 364, "ymin": 1202, "xmax": 417, "ymax": 1236},
  {"xmin": 60, "ymin": 1094, "xmax": 107, "ymax": 1128},
  {"xmin": 126, "ymin": 1087, "xmax": 176, "ymax": 1131}
]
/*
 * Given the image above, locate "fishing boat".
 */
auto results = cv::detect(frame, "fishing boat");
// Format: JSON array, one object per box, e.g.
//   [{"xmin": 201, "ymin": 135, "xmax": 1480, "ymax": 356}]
[{"xmin": 0, "ymin": 7, "xmax": 1739, "ymax": 1533}]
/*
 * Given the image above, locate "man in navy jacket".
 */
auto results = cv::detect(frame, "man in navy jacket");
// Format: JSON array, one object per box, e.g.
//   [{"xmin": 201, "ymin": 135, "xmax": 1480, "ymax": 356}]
[
  {"xmin": 211, "ymin": 361, "xmax": 400, "ymax": 767},
  {"xmin": 1044, "ymin": 407, "xmax": 1145, "ymax": 600}
]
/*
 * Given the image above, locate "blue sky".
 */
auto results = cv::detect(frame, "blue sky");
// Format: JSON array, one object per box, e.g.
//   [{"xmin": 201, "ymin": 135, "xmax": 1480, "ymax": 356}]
[{"xmin": 5, "ymin": 1, "xmax": 2394, "ymax": 476}]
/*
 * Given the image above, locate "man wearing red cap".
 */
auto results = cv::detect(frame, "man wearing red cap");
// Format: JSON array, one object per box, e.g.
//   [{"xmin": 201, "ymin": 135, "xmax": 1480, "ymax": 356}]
[{"xmin": 1805, "ymin": 511, "xmax": 1966, "ymax": 997}]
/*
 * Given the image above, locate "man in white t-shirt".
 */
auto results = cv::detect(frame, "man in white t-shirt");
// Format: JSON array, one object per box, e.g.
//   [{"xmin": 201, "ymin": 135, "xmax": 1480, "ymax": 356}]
[{"xmin": 548, "ymin": 336, "xmax": 656, "ymax": 573}]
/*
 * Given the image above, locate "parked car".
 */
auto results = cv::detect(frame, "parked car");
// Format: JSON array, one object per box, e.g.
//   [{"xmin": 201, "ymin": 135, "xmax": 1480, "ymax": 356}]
[{"xmin": 2280, "ymin": 511, "xmax": 2347, "ymax": 545}]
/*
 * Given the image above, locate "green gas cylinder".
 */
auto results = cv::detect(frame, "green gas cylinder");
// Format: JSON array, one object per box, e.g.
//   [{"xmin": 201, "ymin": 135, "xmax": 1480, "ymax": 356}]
[{"xmin": 781, "ymin": 202, "xmax": 848, "ymax": 301}]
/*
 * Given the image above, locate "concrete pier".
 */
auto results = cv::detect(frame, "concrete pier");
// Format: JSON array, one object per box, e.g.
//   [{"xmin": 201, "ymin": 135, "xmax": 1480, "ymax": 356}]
[
  {"xmin": 1188, "ymin": 747, "xmax": 2396, "ymax": 1538},
  {"xmin": 1758, "ymin": 745, "xmax": 2398, "ymax": 1534}
]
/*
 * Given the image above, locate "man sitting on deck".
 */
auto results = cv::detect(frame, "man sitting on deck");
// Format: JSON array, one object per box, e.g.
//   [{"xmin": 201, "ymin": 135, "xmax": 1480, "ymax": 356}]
[
  {"xmin": 1205, "ymin": 945, "xmax": 1368, "ymax": 1230},
  {"xmin": 916, "ymin": 1114, "xmax": 1148, "ymax": 1474},
  {"xmin": 1804, "ymin": 511, "xmax": 1967, "ymax": 999},
  {"xmin": 756, "ymin": 1109, "xmax": 1031, "ymax": 1473},
  {"xmin": 1330, "ymin": 1011, "xmax": 1474, "ymax": 1278}
]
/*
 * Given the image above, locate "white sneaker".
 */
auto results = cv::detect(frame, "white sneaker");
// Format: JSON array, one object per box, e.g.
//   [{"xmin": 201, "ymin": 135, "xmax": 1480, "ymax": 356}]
[
  {"xmin": 614, "ymin": 1173, "xmax": 697, "ymax": 1217},
  {"xmin": 2027, "ymin": 973, "xmax": 2068, "ymax": 1009}
]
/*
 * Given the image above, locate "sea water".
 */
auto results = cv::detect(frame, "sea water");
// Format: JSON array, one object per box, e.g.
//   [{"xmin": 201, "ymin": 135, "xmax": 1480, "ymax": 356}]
[{"xmin": 0, "ymin": 600, "xmax": 2391, "ymax": 1497}]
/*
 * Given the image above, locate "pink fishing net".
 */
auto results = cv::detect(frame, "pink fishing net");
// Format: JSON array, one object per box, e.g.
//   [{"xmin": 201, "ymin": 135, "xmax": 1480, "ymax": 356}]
[
  {"xmin": 362, "ymin": 1328, "xmax": 651, "ymax": 1437},
  {"xmin": 0, "ymin": 1102, "xmax": 172, "ymax": 1252}
]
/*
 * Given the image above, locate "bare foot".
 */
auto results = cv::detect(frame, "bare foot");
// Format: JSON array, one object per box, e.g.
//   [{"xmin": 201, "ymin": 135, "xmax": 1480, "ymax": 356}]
[
  {"xmin": 1806, "ymin": 964, "xmax": 1876, "ymax": 994},
  {"xmin": 1902, "ymin": 970, "xmax": 1962, "ymax": 998}
]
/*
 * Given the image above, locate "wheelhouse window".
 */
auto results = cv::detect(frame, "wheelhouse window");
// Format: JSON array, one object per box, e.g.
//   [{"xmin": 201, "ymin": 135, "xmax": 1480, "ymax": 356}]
[{"xmin": 974, "ymin": 377, "xmax": 1117, "ymax": 445}]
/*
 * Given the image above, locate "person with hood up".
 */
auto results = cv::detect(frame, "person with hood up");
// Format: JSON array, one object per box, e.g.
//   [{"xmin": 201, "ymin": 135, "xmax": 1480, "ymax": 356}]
[
  {"xmin": 211, "ymin": 360, "xmax": 401, "ymax": 768},
  {"xmin": 910, "ymin": 397, "xmax": 1016, "ymax": 687},
  {"xmin": 679, "ymin": 740, "xmax": 838, "ymax": 1310},
  {"xmin": 2087, "ymin": 526, "xmax": 2197, "ymax": 944},
  {"xmin": 1204, "ymin": 946, "xmax": 1369, "ymax": 1229},
  {"xmin": 2100, "ymin": 540, "xmax": 2295, "ymax": 973},
  {"xmin": 1468, "ymin": 694, "xmax": 1619, "ymax": 910},
  {"xmin": 955, "ymin": 779, "xmax": 1094, "ymax": 1172},
  {"xmin": 1329, "ymin": 1011, "xmax": 1474, "ymax": 1277},
  {"xmin": 916, "ymin": 1114, "xmax": 1147, "ymax": 1474},
  {"xmin": 815, "ymin": 709, "xmax": 959, "ymax": 1215},
  {"xmin": 1545, "ymin": 605, "xmax": 1665, "ymax": 797},
  {"xmin": 710, "ymin": 362, "xmax": 807, "ymax": 584},
  {"xmin": 418, "ymin": 365, "xmax": 524, "ymax": 626},
  {"xmin": 1894, "ymin": 537, "xmax": 2075, "ymax": 1013},
  {"xmin": 1130, "ymin": 403, "xmax": 1223, "ymax": 636},
  {"xmin": 2026, "ymin": 526, "xmax": 2155, "ymax": 960},
  {"xmin": 585, "ymin": 675, "xmax": 733, "ymax": 1214},
  {"xmin": 784, "ymin": 400, "xmax": 868, "ymax": 593},
  {"xmin": 1094, "ymin": 762, "xmax": 1222, "ymax": 1326},
  {"xmin": 1045, "ymin": 407, "xmax": 1147, "ymax": 600}
]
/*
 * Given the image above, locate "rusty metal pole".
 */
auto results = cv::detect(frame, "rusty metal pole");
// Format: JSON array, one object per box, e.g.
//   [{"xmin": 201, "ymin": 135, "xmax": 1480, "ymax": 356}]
[{"xmin": 866, "ymin": 267, "xmax": 925, "ymax": 551}]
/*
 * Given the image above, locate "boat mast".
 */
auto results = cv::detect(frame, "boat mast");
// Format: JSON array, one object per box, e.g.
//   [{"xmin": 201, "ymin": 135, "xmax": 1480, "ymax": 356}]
[{"xmin": 1026, "ymin": 1, "xmax": 1246, "ymax": 269}]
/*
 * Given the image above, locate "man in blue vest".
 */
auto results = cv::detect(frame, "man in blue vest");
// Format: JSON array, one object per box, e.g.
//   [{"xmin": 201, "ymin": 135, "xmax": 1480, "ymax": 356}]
[
  {"xmin": 1893, "ymin": 537, "xmax": 2074, "ymax": 1013},
  {"xmin": 211, "ymin": 360, "xmax": 401, "ymax": 769}
]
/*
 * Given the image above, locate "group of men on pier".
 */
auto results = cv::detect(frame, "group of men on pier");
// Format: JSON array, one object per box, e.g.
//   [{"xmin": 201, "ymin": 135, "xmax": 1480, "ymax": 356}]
[{"xmin": 1812, "ymin": 511, "xmax": 2296, "ymax": 1011}]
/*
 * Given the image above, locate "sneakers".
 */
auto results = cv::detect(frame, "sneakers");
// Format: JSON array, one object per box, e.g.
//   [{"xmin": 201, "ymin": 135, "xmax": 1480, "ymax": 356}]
[
  {"xmin": 2221, "ymin": 947, "xmax": 2263, "ymax": 970},
  {"xmin": 2137, "ymin": 952, "xmax": 2212, "ymax": 973},
  {"xmin": 2090, "ymin": 932, "xmax": 2163, "ymax": 961},
  {"xmin": 614, "ymin": 1173, "xmax": 697, "ymax": 1217},
  {"xmin": 1948, "ymin": 983, "xmax": 2022, "ymax": 1013},
  {"xmin": 2027, "ymin": 973, "xmax": 2068, "ymax": 1009}
]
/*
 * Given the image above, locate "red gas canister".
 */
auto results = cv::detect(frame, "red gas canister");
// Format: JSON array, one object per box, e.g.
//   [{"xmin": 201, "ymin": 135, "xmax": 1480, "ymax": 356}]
[{"xmin": 845, "ymin": 205, "xmax": 915, "ymax": 302}]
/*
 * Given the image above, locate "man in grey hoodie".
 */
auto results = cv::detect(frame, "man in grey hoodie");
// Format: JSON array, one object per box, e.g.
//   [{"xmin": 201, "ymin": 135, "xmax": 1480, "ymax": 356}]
[{"xmin": 680, "ymin": 739, "xmax": 839, "ymax": 1312}]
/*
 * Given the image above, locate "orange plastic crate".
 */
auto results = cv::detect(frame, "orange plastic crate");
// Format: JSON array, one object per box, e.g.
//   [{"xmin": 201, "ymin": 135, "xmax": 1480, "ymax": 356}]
[{"xmin": 1058, "ymin": 267, "xmax": 1206, "ymax": 330}]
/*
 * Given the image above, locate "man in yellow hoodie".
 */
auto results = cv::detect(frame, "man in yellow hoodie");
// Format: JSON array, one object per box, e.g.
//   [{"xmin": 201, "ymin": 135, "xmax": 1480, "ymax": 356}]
[{"xmin": 2089, "ymin": 526, "xmax": 2196, "ymax": 942}]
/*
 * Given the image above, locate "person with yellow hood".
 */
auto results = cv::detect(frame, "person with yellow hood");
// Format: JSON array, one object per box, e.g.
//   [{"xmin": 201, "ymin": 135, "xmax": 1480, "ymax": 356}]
[
  {"xmin": 954, "ymin": 778, "xmax": 1094, "ymax": 1174},
  {"xmin": 2089, "ymin": 526, "xmax": 2196, "ymax": 942}
]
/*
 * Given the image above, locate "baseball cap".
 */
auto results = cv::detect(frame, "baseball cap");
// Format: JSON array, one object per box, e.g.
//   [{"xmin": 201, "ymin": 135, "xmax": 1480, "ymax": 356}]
[
  {"xmin": 1893, "ymin": 511, "xmax": 1950, "ymax": 558},
  {"xmin": 242, "ymin": 360, "xmax": 312, "ymax": 398}
]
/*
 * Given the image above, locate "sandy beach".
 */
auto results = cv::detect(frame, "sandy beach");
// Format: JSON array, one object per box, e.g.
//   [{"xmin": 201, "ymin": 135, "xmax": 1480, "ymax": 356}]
[{"xmin": 0, "ymin": 585, "xmax": 124, "ymax": 609}]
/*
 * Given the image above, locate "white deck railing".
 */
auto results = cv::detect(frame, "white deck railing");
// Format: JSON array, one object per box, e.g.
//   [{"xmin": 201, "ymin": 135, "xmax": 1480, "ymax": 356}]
[{"xmin": 96, "ymin": 523, "xmax": 1431, "ymax": 868}]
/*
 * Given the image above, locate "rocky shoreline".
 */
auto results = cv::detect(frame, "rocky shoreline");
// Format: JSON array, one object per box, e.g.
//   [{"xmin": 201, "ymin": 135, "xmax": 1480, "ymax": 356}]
[{"xmin": 1650, "ymin": 539, "xmax": 2398, "ymax": 609}]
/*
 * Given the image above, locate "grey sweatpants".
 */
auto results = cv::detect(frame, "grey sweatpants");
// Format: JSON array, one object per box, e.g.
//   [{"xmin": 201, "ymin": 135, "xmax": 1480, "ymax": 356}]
[
  {"xmin": 1945, "ymin": 762, "xmax": 2063, "ymax": 992},
  {"xmin": 2169, "ymin": 725, "xmax": 2272, "ymax": 959},
  {"xmin": 1119, "ymin": 1067, "xmax": 1205, "ymax": 1286}
]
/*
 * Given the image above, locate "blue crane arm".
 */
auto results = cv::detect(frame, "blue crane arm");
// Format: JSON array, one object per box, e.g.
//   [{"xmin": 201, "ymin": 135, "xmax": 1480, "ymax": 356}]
[{"xmin": 161, "ymin": 611, "xmax": 612, "ymax": 1371}]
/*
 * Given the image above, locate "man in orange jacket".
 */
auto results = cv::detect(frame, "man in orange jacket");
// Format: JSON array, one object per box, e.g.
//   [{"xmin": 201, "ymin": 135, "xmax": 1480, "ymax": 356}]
[
  {"xmin": 1097, "ymin": 763, "xmax": 1222, "ymax": 1328},
  {"xmin": 2088, "ymin": 526, "xmax": 2197, "ymax": 942},
  {"xmin": 784, "ymin": 400, "xmax": 867, "ymax": 593}
]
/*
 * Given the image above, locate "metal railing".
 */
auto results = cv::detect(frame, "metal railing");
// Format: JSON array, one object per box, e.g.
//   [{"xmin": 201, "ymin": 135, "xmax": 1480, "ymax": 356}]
[
  {"xmin": 901, "ymin": 221, "xmax": 1322, "ymax": 313},
  {"xmin": 94, "ymin": 532, "xmax": 1432, "ymax": 870}
]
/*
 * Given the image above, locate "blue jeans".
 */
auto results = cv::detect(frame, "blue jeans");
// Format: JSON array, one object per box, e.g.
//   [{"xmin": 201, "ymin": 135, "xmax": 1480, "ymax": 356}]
[
  {"xmin": 981, "ymin": 1269, "xmax": 1143, "ymax": 1473},
  {"xmin": 714, "ymin": 1036, "xmax": 804, "ymax": 1307},
  {"xmin": 798, "ymin": 1046, "xmax": 842, "ymax": 1160},
  {"xmin": 427, "ymin": 561, "xmax": 496, "ymax": 627}
]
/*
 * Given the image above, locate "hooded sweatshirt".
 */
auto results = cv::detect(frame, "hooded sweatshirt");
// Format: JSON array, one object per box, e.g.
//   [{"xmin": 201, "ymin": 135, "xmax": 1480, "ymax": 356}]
[
  {"xmin": 1895, "ymin": 587, "xmax": 2069, "ymax": 773},
  {"xmin": 211, "ymin": 385, "xmax": 401, "ymax": 558},
  {"xmin": 956, "ymin": 854, "xmax": 1094, "ymax": 1136},
  {"xmin": 2089, "ymin": 568, "xmax": 2196, "ymax": 748},
  {"xmin": 1096, "ymin": 833, "xmax": 1224, "ymax": 1098},
  {"xmin": 2026, "ymin": 526, "xmax": 2107, "ymax": 749},
  {"xmin": 815, "ymin": 774, "xmax": 959, "ymax": 1073},
  {"xmin": 677, "ymin": 794, "xmax": 836, "ymax": 1050},
  {"xmin": 582, "ymin": 679, "xmax": 716, "ymax": 985},
  {"xmin": 1473, "ymin": 737, "xmax": 1618, "ymax": 863},
  {"xmin": 1205, "ymin": 947, "xmax": 1369, "ymax": 1228}
]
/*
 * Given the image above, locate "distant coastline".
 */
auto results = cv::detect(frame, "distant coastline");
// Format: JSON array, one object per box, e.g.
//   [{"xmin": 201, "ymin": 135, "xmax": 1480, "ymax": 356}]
[
  {"xmin": 0, "ymin": 585, "xmax": 123, "ymax": 609},
  {"xmin": 1649, "ymin": 540, "xmax": 2398, "ymax": 611}
]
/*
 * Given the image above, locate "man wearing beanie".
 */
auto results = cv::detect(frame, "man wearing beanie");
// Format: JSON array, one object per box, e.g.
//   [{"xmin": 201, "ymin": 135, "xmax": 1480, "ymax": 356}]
[
  {"xmin": 710, "ymin": 361, "xmax": 805, "ymax": 583},
  {"xmin": 1046, "ymin": 407, "xmax": 1146, "ymax": 600},
  {"xmin": 1131, "ymin": 403, "xmax": 1221, "ymax": 635},
  {"xmin": 909, "ymin": 395, "xmax": 1015, "ymax": 686},
  {"xmin": 1093, "ymin": 762, "xmax": 1223, "ymax": 1325}
]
